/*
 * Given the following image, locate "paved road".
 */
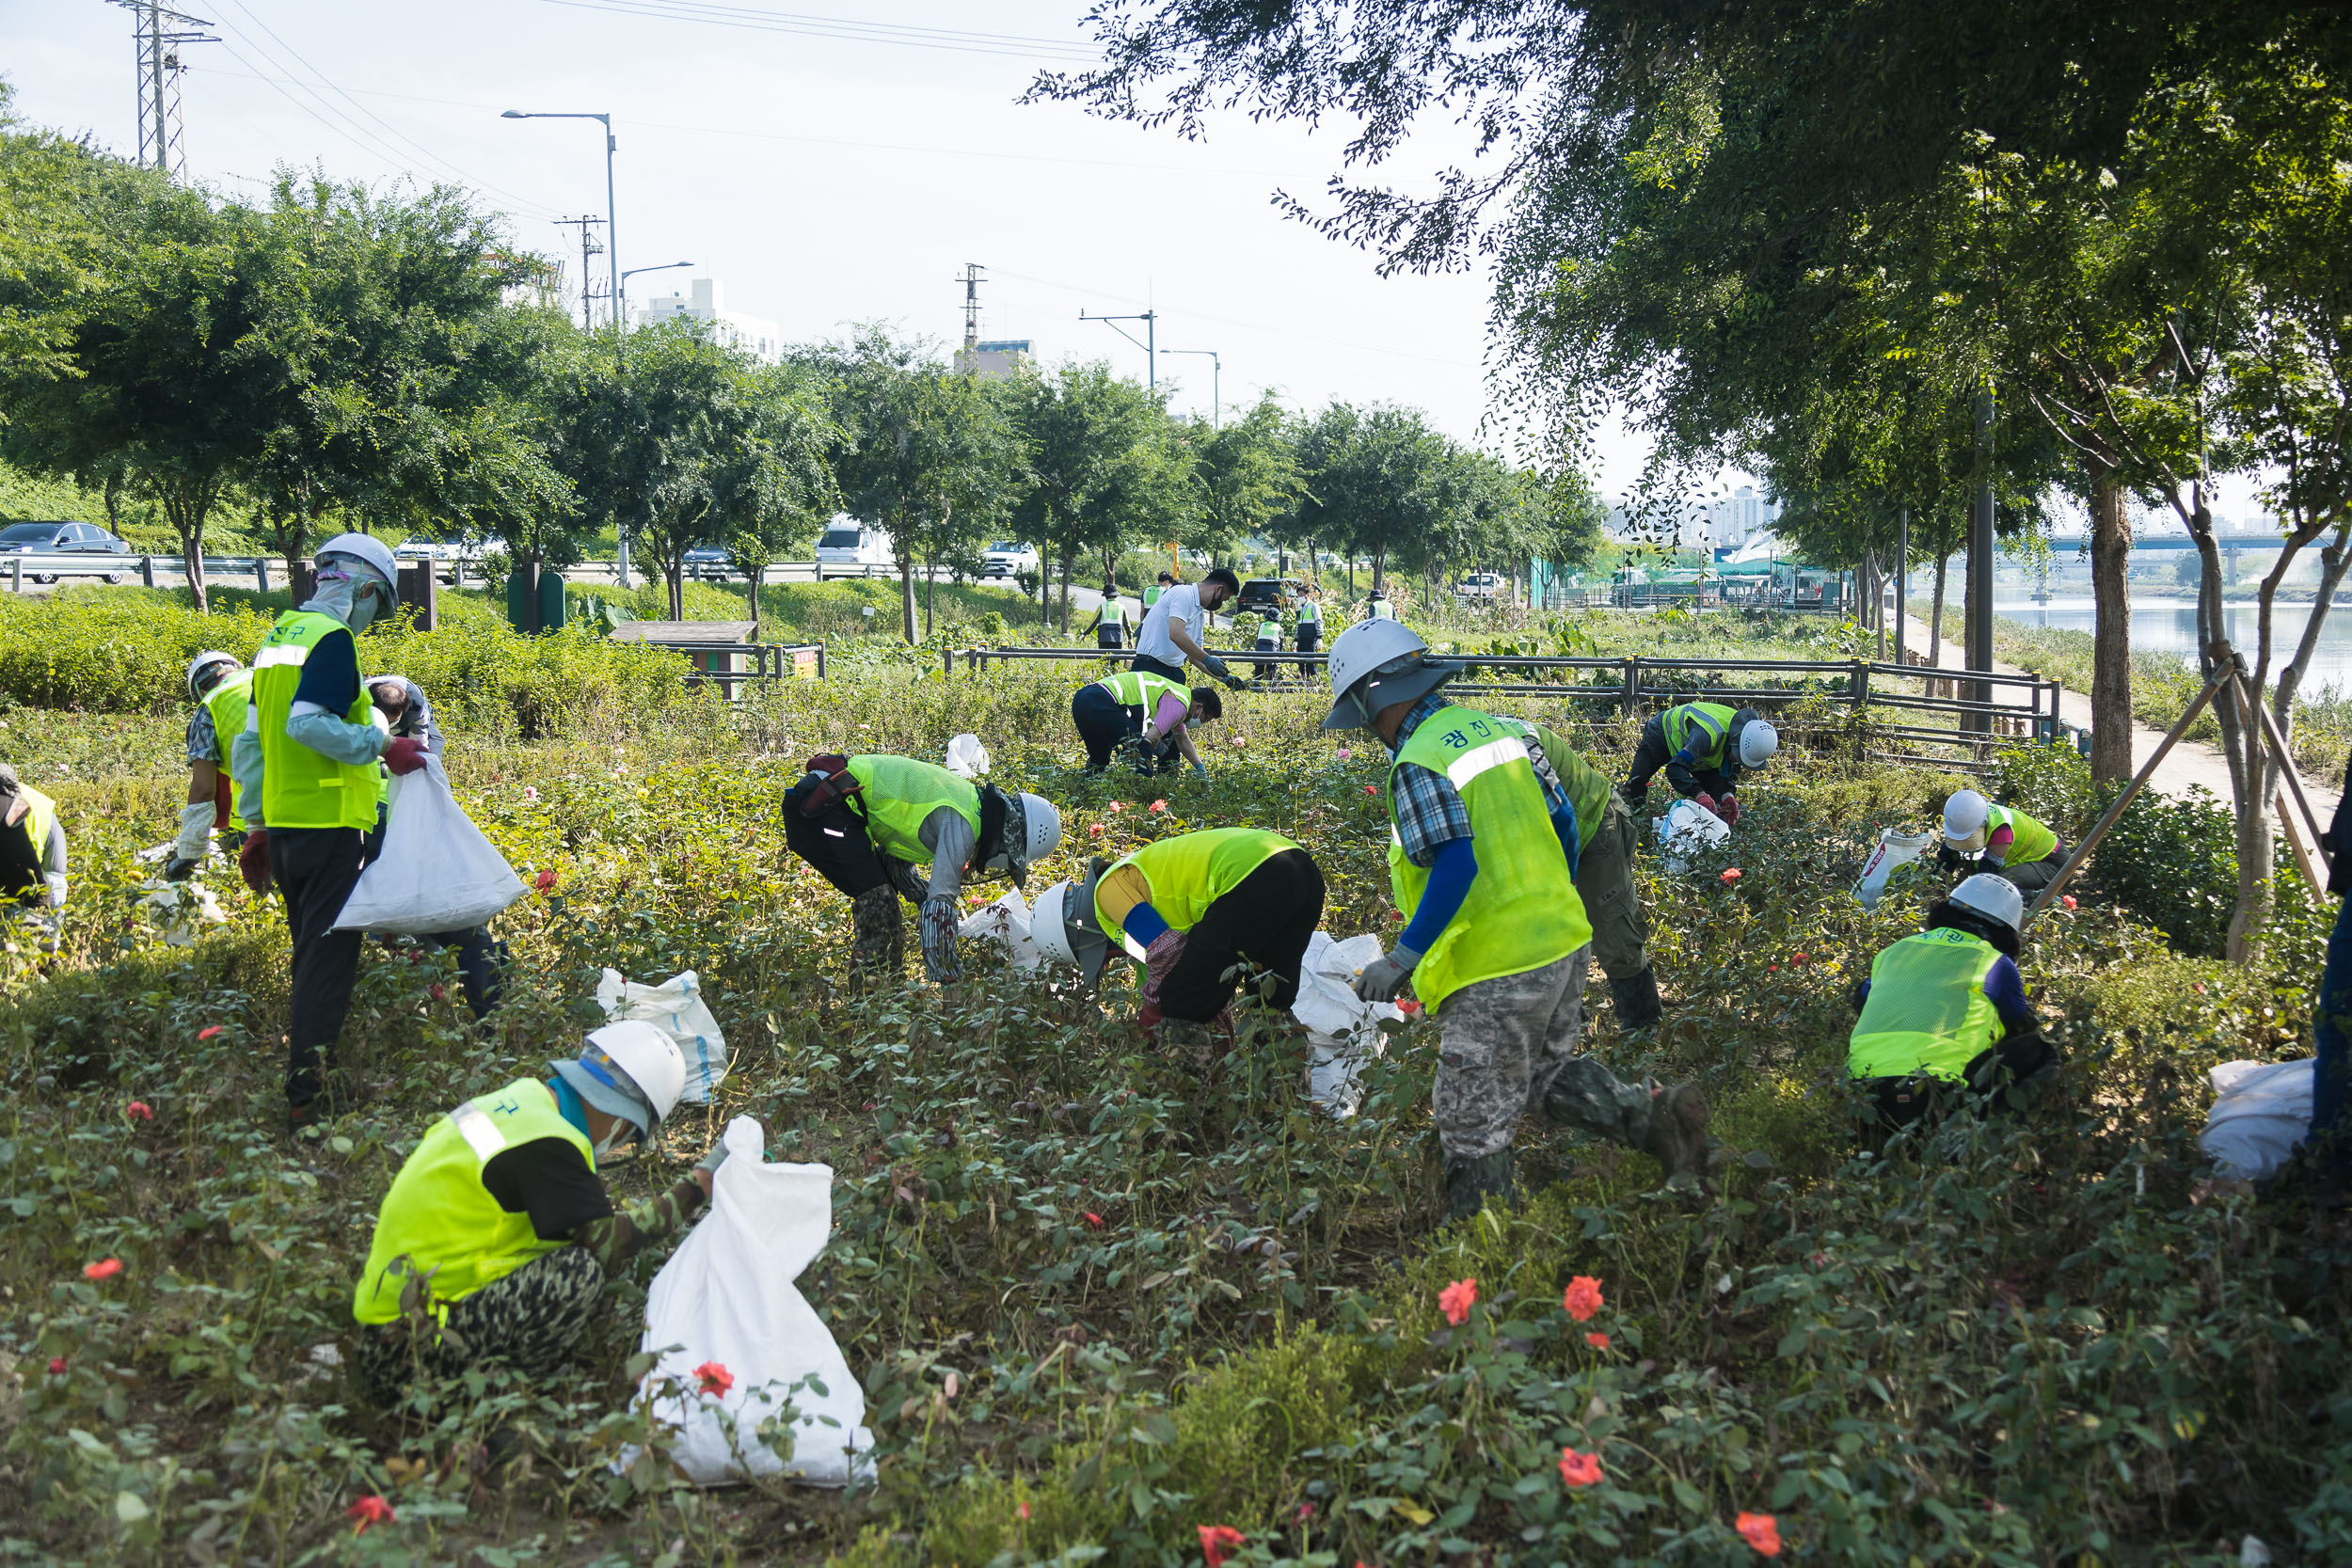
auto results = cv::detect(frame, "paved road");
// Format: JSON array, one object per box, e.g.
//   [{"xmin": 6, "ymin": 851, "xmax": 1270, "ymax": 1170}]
[{"xmin": 1900, "ymin": 614, "xmax": 2239, "ymax": 800}]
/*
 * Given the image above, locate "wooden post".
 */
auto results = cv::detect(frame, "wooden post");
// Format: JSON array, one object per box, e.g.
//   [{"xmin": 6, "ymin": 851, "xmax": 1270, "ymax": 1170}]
[
  {"xmin": 1621, "ymin": 657, "xmax": 1640, "ymax": 717},
  {"xmin": 140, "ymin": 554, "xmax": 156, "ymax": 588},
  {"xmin": 2026, "ymin": 669, "xmax": 2233, "ymax": 923},
  {"xmin": 9, "ymin": 556, "xmax": 19, "ymax": 593},
  {"xmin": 396, "ymin": 561, "xmax": 438, "ymax": 631},
  {"xmin": 257, "ymin": 557, "xmax": 271, "ymax": 594},
  {"xmin": 1851, "ymin": 657, "xmax": 1869, "ymax": 760}
]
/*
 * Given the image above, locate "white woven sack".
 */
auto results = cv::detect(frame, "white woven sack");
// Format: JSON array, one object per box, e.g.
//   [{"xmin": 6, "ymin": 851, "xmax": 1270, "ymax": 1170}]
[
  {"xmin": 2200, "ymin": 1058, "xmax": 2314, "ymax": 1182},
  {"xmin": 333, "ymin": 756, "xmax": 525, "ymax": 935},
  {"xmin": 596, "ymin": 969, "xmax": 728, "ymax": 1103}
]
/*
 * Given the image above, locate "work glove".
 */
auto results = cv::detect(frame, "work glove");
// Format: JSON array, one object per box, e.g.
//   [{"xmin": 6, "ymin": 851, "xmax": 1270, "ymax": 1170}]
[
  {"xmin": 1190, "ymin": 760, "xmax": 1208, "ymax": 779},
  {"xmin": 382, "ymin": 736, "xmax": 429, "ymax": 777},
  {"xmin": 1200, "ymin": 653, "xmax": 1231, "ymax": 681},
  {"xmin": 162, "ymin": 856, "xmax": 201, "ymax": 883},
  {"xmin": 881, "ymin": 854, "xmax": 929, "ymax": 904},
  {"xmin": 172, "ymin": 800, "xmax": 215, "ymax": 866},
  {"xmin": 238, "ymin": 829, "xmax": 273, "ymax": 895},
  {"xmin": 1718, "ymin": 795, "xmax": 1741, "ymax": 827},
  {"xmin": 1354, "ymin": 943, "xmax": 1422, "ymax": 1004},
  {"xmin": 1692, "ymin": 791, "xmax": 1719, "ymax": 817},
  {"xmin": 695, "ymin": 1140, "xmax": 732, "ymax": 1177}
]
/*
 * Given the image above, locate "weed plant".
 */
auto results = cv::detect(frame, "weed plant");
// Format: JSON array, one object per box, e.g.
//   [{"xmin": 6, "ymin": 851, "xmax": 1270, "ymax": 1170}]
[{"xmin": 0, "ymin": 648, "xmax": 2344, "ymax": 1564}]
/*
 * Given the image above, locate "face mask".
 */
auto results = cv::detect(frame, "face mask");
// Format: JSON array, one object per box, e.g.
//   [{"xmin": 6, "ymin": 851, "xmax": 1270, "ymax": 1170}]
[
  {"xmin": 1184, "ymin": 718, "xmax": 1201, "ymax": 733},
  {"xmin": 593, "ymin": 1119, "xmax": 641, "ymax": 1159}
]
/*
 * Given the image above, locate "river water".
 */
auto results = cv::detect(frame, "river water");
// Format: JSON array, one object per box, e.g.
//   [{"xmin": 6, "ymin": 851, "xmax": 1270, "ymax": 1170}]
[{"xmin": 1994, "ymin": 595, "xmax": 2351, "ymax": 695}]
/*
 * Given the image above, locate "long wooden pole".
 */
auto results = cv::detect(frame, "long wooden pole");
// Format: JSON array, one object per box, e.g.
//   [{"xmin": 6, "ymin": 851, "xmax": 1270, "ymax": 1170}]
[{"xmin": 2025, "ymin": 669, "xmax": 2233, "ymax": 923}]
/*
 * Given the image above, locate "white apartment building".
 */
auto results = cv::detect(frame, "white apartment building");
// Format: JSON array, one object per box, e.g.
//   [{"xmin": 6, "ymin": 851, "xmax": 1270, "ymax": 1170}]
[
  {"xmin": 1710, "ymin": 484, "xmax": 1774, "ymax": 549},
  {"xmin": 635, "ymin": 277, "xmax": 783, "ymax": 363}
]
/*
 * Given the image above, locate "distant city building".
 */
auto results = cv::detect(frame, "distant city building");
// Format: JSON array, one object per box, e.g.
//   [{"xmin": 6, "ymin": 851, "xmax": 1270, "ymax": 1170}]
[
  {"xmin": 1710, "ymin": 485, "xmax": 1776, "ymax": 549},
  {"xmin": 957, "ymin": 338, "xmax": 1032, "ymax": 379},
  {"xmin": 636, "ymin": 278, "xmax": 782, "ymax": 363}
]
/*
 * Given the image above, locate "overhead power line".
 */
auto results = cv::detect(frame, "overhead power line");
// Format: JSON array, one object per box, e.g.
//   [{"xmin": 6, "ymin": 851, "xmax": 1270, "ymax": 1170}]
[{"xmin": 535, "ymin": 0, "xmax": 1102, "ymax": 61}]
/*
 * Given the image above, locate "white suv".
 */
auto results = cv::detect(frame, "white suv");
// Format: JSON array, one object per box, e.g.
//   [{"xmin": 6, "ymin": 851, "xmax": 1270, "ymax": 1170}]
[
  {"xmin": 981, "ymin": 541, "xmax": 1040, "ymax": 579},
  {"xmin": 815, "ymin": 521, "xmax": 894, "ymax": 572}
]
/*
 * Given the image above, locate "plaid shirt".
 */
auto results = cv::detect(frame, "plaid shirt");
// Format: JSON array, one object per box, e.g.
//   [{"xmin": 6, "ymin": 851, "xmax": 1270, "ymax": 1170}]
[{"xmin": 1387, "ymin": 693, "xmax": 1569, "ymax": 867}]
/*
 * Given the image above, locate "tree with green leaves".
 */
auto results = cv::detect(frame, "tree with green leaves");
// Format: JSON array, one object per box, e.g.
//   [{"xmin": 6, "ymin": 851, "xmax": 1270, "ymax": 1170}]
[
  {"xmin": 1009, "ymin": 359, "xmax": 1186, "ymax": 632},
  {"xmin": 1294, "ymin": 402, "xmax": 1468, "ymax": 594},
  {"xmin": 1180, "ymin": 397, "xmax": 1304, "ymax": 564}
]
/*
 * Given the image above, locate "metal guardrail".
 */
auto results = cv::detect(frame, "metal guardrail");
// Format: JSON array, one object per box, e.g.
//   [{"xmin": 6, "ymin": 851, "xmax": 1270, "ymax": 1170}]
[{"xmin": 3, "ymin": 550, "xmax": 288, "ymax": 592}]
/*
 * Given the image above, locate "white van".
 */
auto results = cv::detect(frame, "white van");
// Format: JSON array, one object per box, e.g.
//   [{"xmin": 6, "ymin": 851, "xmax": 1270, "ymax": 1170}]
[{"xmin": 815, "ymin": 519, "xmax": 893, "ymax": 575}]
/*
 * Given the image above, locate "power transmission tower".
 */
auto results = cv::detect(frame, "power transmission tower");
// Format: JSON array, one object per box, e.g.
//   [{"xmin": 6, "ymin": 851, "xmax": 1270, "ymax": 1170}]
[
  {"xmin": 955, "ymin": 262, "xmax": 986, "ymax": 371},
  {"xmin": 552, "ymin": 216, "xmax": 607, "ymax": 331},
  {"xmin": 104, "ymin": 1, "xmax": 218, "ymax": 180}
]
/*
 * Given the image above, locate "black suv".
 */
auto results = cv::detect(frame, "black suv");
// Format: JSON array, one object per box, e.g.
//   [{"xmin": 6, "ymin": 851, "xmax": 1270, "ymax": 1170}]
[{"xmin": 1233, "ymin": 577, "xmax": 1308, "ymax": 615}]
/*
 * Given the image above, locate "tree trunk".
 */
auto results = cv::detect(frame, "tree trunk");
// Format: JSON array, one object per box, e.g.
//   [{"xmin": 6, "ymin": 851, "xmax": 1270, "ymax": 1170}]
[
  {"xmin": 2089, "ymin": 473, "xmax": 2134, "ymax": 783},
  {"xmin": 2274, "ymin": 518, "xmax": 2352, "ymax": 755},
  {"xmin": 668, "ymin": 559, "xmax": 685, "ymax": 621},
  {"xmin": 1372, "ymin": 549, "xmax": 1386, "ymax": 592},
  {"xmin": 924, "ymin": 546, "xmax": 937, "ymax": 641},
  {"xmin": 1058, "ymin": 553, "xmax": 1073, "ymax": 635},
  {"xmin": 898, "ymin": 551, "xmax": 918, "ymax": 643},
  {"xmin": 1928, "ymin": 550, "xmax": 1947, "ymax": 667},
  {"xmin": 744, "ymin": 563, "xmax": 763, "ymax": 633},
  {"xmin": 2189, "ymin": 502, "xmax": 2272, "ymax": 963}
]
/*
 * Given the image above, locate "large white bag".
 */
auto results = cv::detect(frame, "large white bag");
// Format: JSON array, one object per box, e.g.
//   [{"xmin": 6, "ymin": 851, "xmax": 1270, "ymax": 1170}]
[
  {"xmin": 944, "ymin": 733, "xmax": 992, "ymax": 779},
  {"xmin": 333, "ymin": 757, "xmax": 526, "ymax": 935},
  {"xmin": 596, "ymin": 969, "xmax": 728, "ymax": 1103},
  {"xmin": 2200, "ymin": 1058, "xmax": 2313, "ymax": 1181},
  {"xmin": 634, "ymin": 1117, "xmax": 876, "ymax": 1487},
  {"xmin": 957, "ymin": 888, "xmax": 1042, "ymax": 970},
  {"xmin": 1656, "ymin": 798, "xmax": 1732, "ymax": 874},
  {"xmin": 1294, "ymin": 932, "xmax": 1402, "ymax": 1118},
  {"xmin": 1853, "ymin": 829, "xmax": 1938, "ymax": 910}
]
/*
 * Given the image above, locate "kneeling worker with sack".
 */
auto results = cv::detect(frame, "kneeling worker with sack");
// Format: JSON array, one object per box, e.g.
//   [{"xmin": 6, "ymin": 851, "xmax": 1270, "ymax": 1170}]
[
  {"xmin": 231, "ymin": 534, "xmax": 430, "ymax": 1130},
  {"xmin": 0, "ymin": 763, "xmax": 67, "ymax": 949},
  {"xmin": 1031, "ymin": 827, "xmax": 1325, "ymax": 1067},
  {"xmin": 1935, "ymin": 789, "xmax": 2066, "ymax": 894},
  {"xmin": 350, "ymin": 1022, "xmax": 734, "ymax": 1404},
  {"xmin": 1622, "ymin": 700, "xmax": 1777, "ymax": 824},
  {"xmin": 1322, "ymin": 620, "xmax": 1712, "ymax": 1220},
  {"xmin": 1071, "ymin": 669, "xmax": 1221, "ymax": 776},
  {"xmin": 1848, "ymin": 873, "xmax": 2053, "ymax": 1133},
  {"xmin": 784, "ymin": 752, "xmax": 1060, "ymax": 984}
]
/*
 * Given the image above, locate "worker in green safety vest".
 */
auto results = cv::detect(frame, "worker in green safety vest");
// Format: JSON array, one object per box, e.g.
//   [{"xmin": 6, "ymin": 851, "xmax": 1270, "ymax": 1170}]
[
  {"xmin": 782, "ymin": 752, "xmax": 1063, "ymax": 985},
  {"xmin": 1623, "ymin": 700, "xmax": 1780, "ymax": 825},
  {"xmin": 167, "ymin": 651, "xmax": 254, "ymax": 881},
  {"xmin": 1087, "ymin": 580, "xmax": 1130, "ymax": 652},
  {"xmin": 0, "ymin": 763, "xmax": 67, "ymax": 951},
  {"xmin": 1071, "ymin": 668, "xmax": 1222, "ymax": 775},
  {"xmin": 1937, "ymin": 789, "xmax": 2067, "ymax": 892},
  {"xmin": 1316, "ymin": 620, "xmax": 1712, "ymax": 1219},
  {"xmin": 1144, "ymin": 570, "xmax": 1174, "ymax": 610},
  {"xmin": 1029, "ymin": 826, "xmax": 1325, "ymax": 1069},
  {"xmin": 350, "ymin": 1022, "xmax": 737, "ymax": 1404},
  {"xmin": 1490, "ymin": 715, "xmax": 1664, "ymax": 1030},
  {"xmin": 1848, "ymin": 873, "xmax": 2052, "ymax": 1134},
  {"xmin": 1293, "ymin": 588, "xmax": 1324, "ymax": 677},
  {"xmin": 230, "ymin": 533, "xmax": 433, "ymax": 1131},
  {"xmin": 1249, "ymin": 606, "xmax": 1285, "ymax": 681}
]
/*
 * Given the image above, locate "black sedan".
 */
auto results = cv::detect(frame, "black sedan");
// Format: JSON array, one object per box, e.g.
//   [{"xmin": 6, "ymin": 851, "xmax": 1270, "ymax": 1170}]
[{"xmin": 0, "ymin": 520, "xmax": 133, "ymax": 584}]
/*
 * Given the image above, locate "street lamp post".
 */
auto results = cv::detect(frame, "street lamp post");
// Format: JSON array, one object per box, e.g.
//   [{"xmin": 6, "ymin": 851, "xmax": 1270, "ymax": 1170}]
[
  {"xmin": 620, "ymin": 261, "xmax": 693, "ymax": 324},
  {"xmin": 1159, "ymin": 347, "xmax": 1221, "ymax": 429}
]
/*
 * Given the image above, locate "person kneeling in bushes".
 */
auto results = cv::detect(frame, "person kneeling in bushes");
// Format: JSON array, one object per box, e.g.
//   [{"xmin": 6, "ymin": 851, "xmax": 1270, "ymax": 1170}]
[
  {"xmin": 1032, "ymin": 827, "xmax": 1324, "ymax": 1071},
  {"xmin": 1848, "ymin": 873, "xmax": 2054, "ymax": 1134},
  {"xmin": 0, "ymin": 762, "xmax": 66, "ymax": 950},
  {"xmin": 1936, "ymin": 788, "xmax": 2067, "ymax": 894},
  {"xmin": 1071, "ymin": 669, "xmax": 1220, "ymax": 777},
  {"xmin": 350, "ymin": 1022, "xmax": 733, "ymax": 1405}
]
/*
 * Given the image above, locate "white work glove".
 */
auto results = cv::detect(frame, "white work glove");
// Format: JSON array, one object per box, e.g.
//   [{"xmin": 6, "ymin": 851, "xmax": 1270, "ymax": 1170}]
[
  {"xmin": 1354, "ymin": 943, "xmax": 1421, "ymax": 1003},
  {"xmin": 173, "ymin": 800, "xmax": 215, "ymax": 861}
]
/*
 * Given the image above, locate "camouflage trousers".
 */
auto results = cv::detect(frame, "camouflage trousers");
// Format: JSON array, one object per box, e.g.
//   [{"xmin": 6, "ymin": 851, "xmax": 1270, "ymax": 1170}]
[
  {"xmin": 851, "ymin": 886, "xmax": 906, "ymax": 983},
  {"xmin": 1432, "ymin": 946, "xmax": 1654, "ymax": 1161},
  {"xmin": 1573, "ymin": 792, "xmax": 1652, "ymax": 981},
  {"xmin": 354, "ymin": 1246, "xmax": 606, "ymax": 1405}
]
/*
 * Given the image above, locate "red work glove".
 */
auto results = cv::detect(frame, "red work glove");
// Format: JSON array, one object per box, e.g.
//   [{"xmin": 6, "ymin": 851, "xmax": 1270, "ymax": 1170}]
[
  {"xmin": 239, "ymin": 828, "xmax": 273, "ymax": 895},
  {"xmin": 214, "ymin": 770, "xmax": 233, "ymax": 831},
  {"xmin": 382, "ymin": 736, "xmax": 429, "ymax": 777},
  {"xmin": 1692, "ymin": 792, "xmax": 1718, "ymax": 817},
  {"xmin": 1719, "ymin": 795, "xmax": 1741, "ymax": 826}
]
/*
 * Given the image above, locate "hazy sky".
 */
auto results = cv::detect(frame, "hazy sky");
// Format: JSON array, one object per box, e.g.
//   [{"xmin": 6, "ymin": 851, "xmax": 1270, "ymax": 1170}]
[{"xmin": 9, "ymin": 2, "xmax": 1728, "ymax": 473}]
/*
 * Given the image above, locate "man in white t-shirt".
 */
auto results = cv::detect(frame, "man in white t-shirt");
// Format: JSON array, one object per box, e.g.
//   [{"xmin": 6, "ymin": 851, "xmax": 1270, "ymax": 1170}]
[{"xmin": 1133, "ymin": 567, "xmax": 1240, "ymax": 684}]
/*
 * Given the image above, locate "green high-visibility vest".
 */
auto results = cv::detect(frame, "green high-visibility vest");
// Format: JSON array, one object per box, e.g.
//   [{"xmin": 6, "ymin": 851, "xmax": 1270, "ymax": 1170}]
[
  {"xmin": 200, "ymin": 669, "xmax": 256, "ymax": 831},
  {"xmin": 1492, "ymin": 716, "xmax": 1613, "ymax": 853},
  {"xmin": 253, "ymin": 610, "xmax": 379, "ymax": 832},
  {"xmin": 1388, "ymin": 704, "xmax": 1589, "ymax": 1010},
  {"xmin": 1095, "ymin": 669, "xmax": 1190, "ymax": 714},
  {"xmin": 845, "ymin": 754, "xmax": 982, "ymax": 865},
  {"xmin": 1097, "ymin": 827, "xmax": 1297, "ymax": 958},
  {"xmin": 1143, "ymin": 586, "xmax": 1164, "ymax": 609},
  {"xmin": 1663, "ymin": 702, "xmax": 1740, "ymax": 772},
  {"xmin": 1295, "ymin": 599, "xmax": 1321, "ymax": 626},
  {"xmin": 352, "ymin": 1077, "xmax": 596, "ymax": 1324},
  {"xmin": 1846, "ymin": 928, "xmax": 2005, "ymax": 1082},
  {"xmin": 1256, "ymin": 616, "xmax": 1281, "ymax": 641},
  {"xmin": 6, "ymin": 784, "xmax": 57, "ymax": 899},
  {"xmin": 1986, "ymin": 803, "xmax": 2058, "ymax": 867}
]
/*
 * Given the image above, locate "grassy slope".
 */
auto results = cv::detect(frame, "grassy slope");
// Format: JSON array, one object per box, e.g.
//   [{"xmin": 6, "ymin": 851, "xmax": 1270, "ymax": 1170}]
[{"xmin": 0, "ymin": 645, "xmax": 2343, "ymax": 1565}]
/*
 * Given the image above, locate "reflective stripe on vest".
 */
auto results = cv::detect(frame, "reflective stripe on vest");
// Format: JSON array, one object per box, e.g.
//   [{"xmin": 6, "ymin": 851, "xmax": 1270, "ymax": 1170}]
[
  {"xmin": 1493, "ymin": 717, "xmax": 1613, "ymax": 852},
  {"xmin": 254, "ymin": 611, "xmax": 378, "ymax": 832},
  {"xmin": 352, "ymin": 1078, "xmax": 596, "ymax": 1324},
  {"xmin": 845, "ymin": 754, "xmax": 982, "ymax": 864},
  {"xmin": 1664, "ymin": 702, "xmax": 1739, "ymax": 770},
  {"xmin": 1095, "ymin": 670, "xmax": 1189, "ymax": 714},
  {"xmin": 1296, "ymin": 600, "xmax": 1320, "ymax": 625},
  {"xmin": 1387, "ymin": 704, "xmax": 1588, "ymax": 1010},
  {"xmin": 1846, "ymin": 929, "xmax": 2005, "ymax": 1082},
  {"xmin": 201, "ymin": 669, "xmax": 256, "ymax": 830},
  {"xmin": 1986, "ymin": 803, "xmax": 2058, "ymax": 867},
  {"xmin": 1097, "ymin": 827, "xmax": 1298, "ymax": 958}
]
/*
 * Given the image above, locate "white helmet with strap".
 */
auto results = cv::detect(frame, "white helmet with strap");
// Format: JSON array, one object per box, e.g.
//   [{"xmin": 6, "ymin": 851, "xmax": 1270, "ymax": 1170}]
[
  {"xmin": 1320, "ymin": 619, "xmax": 1458, "ymax": 731},
  {"xmin": 313, "ymin": 531, "xmax": 399, "ymax": 594},
  {"xmin": 984, "ymin": 792, "xmax": 1062, "ymax": 889},
  {"xmin": 1031, "ymin": 871, "xmax": 1111, "ymax": 985},
  {"xmin": 1947, "ymin": 872, "xmax": 2025, "ymax": 934},
  {"xmin": 1737, "ymin": 717, "xmax": 1779, "ymax": 770},
  {"xmin": 186, "ymin": 650, "xmax": 242, "ymax": 702},
  {"xmin": 550, "ymin": 1021, "xmax": 688, "ymax": 1143},
  {"xmin": 1941, "ymin": 788, "xmax": 1992, "ymax": 850}
]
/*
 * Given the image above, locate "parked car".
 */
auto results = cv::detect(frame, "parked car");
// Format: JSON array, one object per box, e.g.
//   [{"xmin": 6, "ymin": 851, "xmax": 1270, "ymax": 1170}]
[
  {"xmin": 816, "ymin": 521, "xmax": 894, "ymax": 573},
  {"xmin": 1233, "ymin": 577, "xmax": 1310, "ymax": 616},
  {"xmin": 1454, "ymin": 572, "xmax": 1502, "ymax": 600},
  {"xmin": 0, "ymin": 520, "xmax": 132, "ymax": 584},
  {"xmin": 981, "ymin": 541, "xmax": 1040, "ymax": 579},
  {"xmin": 683, "ymin": 544, "xmax": 734, "ymax": 576}
]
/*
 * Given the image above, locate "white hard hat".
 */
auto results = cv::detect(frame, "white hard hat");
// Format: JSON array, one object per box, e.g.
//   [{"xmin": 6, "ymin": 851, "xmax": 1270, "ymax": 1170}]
[
  {"xmin": 186, "ymin": 650, "xmax": 241, "ymax": 702},
  {"xmin": 552, "ymin": 1021, "xmax": 688, "ymax": 1142},
  {"xmin": 1031, "ymin": 875, "xmax": 1110, "ymax": 986},
  {"xmin": 313, "ymin": 531, "xmax": 399, "ymax": 593},
  {"xmin": 985, "ymin": 791, "xmax": 1061, "ymax": 889},
  {"xmin": 1321, "ymin": 619, "xmax": 1456, "ymax": 731},
  {"xmin": 1737, "ymin": 718, "xmax": 1780, "ymax": 770},
  {"xmin": 1942, "ymin": 789, "xmax": 1992, "ymax": 849},
  {"xmin": 1947, "ymin": 872, "xmax": 2025, "ymax": 934}
]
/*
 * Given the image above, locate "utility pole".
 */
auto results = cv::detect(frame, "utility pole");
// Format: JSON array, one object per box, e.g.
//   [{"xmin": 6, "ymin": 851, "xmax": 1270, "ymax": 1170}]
[
  {"xmin": 552, "ymin": 216, "xmax": 606, "ymax": 332},
  {"xmin": 1079, "ymin": 308, "xmax": 1157, "ymax": 388},
  {"xmin": 956, "ymin": 262, "xmax": 987, "ymax": 370},
  {"xmin": 1159, "ymin": 348, "xmax": 1220, "ymax": 427},
  {"xmin": 105, "ymin": 2, "xmax": 216, "ymax": 180}
]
